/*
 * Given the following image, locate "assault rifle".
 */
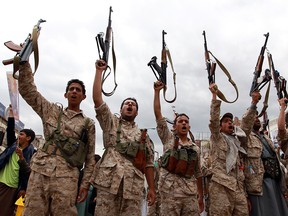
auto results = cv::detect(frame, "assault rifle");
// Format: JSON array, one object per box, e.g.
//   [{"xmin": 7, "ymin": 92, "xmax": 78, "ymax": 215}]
[
  {"xmin": 202, "ymin": 30, "xmax": 239, "ymax": 103},
  {"xmin": 148, "ymin": 30, "xmax": 177, "ymax": 103},
  {"xmin": 249, "ymin": 33, "xmax": 271, "ymax": 95},
  {"xmin": 96, "ymin": 6, "xmax": 117, "ymax": 96},
  {"xmin": 267, "ymin": 51, "xmax": 288, "ymax": 101},
  {"xmin": 203, "ymin": 30, "xmax": 216, "ymax": 84},
  {"xmin": 3, "ymin": 19, "xmax": 46, "ymax": 79}
]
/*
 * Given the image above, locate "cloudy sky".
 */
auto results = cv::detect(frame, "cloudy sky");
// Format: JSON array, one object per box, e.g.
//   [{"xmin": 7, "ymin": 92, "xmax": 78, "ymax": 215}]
[{"xmin": 1, "ymin": 0, "xmax": 288, "ymax": 156}]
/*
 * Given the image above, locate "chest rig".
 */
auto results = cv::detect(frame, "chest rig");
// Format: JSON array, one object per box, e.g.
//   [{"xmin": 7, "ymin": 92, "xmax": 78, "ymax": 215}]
[
  {"xmin": 115, "ymin": 120, "xmax": 148, "ymax": 173},
  {"xmin": 161, "ymin": 135, "xmax": 198, "ymax": 178},
  {"xmin": 42, "ymin": 107, "xmax": 89, "ymax": 169}
]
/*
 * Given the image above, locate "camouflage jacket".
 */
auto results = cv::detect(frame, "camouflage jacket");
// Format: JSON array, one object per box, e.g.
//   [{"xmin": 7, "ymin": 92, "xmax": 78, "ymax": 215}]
[
  {"xmin": 18, "ymin": 63, "xmax": 96, "ymax": 189},
  {"xmin": 240, "ymin": 107, "xmax": 266, "ymax": 195},
  {"xmin": 209, "ymin": 99, "xmax": 246, "ymax": 192},
  {"xmin": 90, "ymin": 102, "xmax": 154, "ymax": 200}
]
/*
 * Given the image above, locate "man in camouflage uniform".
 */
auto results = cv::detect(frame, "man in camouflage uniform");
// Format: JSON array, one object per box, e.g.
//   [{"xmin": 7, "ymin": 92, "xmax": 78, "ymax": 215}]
[
  {"xmin": 153, "ymin": 81, "xmax": 204, "ymax": 216},
  {"xmin": 242, "ymin": 92, "xmax": 288, "ymax": 216},
  {"xmin": 91, "ymin": 60, "xmax": 156, "ymax": 216},
  {"xmin": 208, "ymin": 83, "xmax": 248, "ymax": 216},
  {"xmin": 18, "ymin": 62, "xmax": 96, "ymax": 215}
]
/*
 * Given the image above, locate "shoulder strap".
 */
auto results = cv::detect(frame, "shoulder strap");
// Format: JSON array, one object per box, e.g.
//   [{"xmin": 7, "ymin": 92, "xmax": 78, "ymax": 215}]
[
  {"xmin": 163, "ymin": 48, "xmax": 177, "ymax": 103},
  {"xmin": 209, "ymin": 51, "xmax": 239, "ymax": 103}
]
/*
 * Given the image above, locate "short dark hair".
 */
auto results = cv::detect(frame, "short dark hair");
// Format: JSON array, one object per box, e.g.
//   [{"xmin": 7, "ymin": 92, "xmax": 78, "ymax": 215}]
[
  {"xmin": 173, "ymin": 113, "xmax": 189, "ymax": 125},
  {"xmin": 120, "ymin": 97, "xmax": 139, "ymax": 111},
  {"xmin": 66, "ymin": 79, "xmax": 86, "ymax": 95},
  {"xmin": 20, "ymin": 129, "xmax": 35, "ymax": 144}
]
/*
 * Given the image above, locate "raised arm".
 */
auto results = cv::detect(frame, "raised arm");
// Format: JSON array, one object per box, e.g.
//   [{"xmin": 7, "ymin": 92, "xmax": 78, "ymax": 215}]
[
  {"xmin": 153, "ymin": 80, "xmax": 165, "ymax": 121},
  {"xmin": 277, "ymin": 98, "xmax": 288, "ymax": 153},
  {"xmin": 93, "ymin": 60, "xmax": 107, "ymax": 108},
  {"xmin": 6, "ymin": 105, "xmax": 16, "ymax": 147},
  {"xmin": 278, "ymin": 98, "xmax": 287, "ymax": 136},
  {"xmin": 241, "ymin": 91, "xmax": 260, "ymax": 135},
  {"xmin": 208, "ymin": 83, "xmax": 221, "ymax": 141}
]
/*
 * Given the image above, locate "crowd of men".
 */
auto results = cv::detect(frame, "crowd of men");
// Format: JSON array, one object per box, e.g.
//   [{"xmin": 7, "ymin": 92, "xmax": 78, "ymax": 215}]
[{"xmin": 0, "ymin": 57, "xmax": 288, "ymax": 216}]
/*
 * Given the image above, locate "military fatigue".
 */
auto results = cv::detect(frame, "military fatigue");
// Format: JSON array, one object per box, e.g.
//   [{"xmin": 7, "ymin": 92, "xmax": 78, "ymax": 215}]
[
  {"xmin": 243, "ymin": 109, "xmax": 288, "ymax": 216},
  {"xmin": 90, "ymin": 102, "xmax": 154, "ymax": 216},
  {"xmin": 156, "ymin": 117, "xmax": 201, "ymax": 216},
  {"xmin": 18, "ymin": 63, "xmax": 96, "ymax": 215},
  {"xmin": 240, "ymin": 107, "xmax": 265, "ymax": 195},
  {"xmin": 209, "ymin": 99, "xmax": 248, "ymax": 216}
]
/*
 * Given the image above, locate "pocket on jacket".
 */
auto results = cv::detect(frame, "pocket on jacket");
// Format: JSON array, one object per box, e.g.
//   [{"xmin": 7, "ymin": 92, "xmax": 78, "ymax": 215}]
[{"xmin": 95, "ymin": 163, "xmax": 117, "ymax": 188}]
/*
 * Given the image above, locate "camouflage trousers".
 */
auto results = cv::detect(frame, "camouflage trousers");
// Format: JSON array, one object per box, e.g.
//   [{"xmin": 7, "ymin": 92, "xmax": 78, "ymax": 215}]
[
  {"xmin": 95, "ymin": 187, "xmax": 142, "ymax": 216},
  {"xmin": 23, "ymin": 170, "xmax": 78, "ymax": 216},
  {"xmin": 160, "ymin": 192, "xmax": 198, "ymax": 216},
  {"xmin": 147, "ymin": 191, "xmax": 161, "ymax": 216},
  {"xmin": 209, "ymin": 181, "xmax": 248, "ymax": 216}
]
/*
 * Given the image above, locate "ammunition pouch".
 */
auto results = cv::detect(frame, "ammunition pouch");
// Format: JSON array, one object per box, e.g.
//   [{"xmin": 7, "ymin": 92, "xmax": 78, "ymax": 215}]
[
  {"xmin": 44, "ymin": 132, "xmax": 88, "ymax": 169},
  {"xmin": 166, "ymin": 149, "xmax": 179, "ymax": 173},
  {"xmin": 174, "ymin": 148, "xmax": 188, "ymax": 176},
  {"xmin": 161, "ymin": 147, "xmax": 197, "ymax": 178},
  {"xmin": 115, "ymin": 122, "xmax": 148, "ymax": 174},
  {"xmin": 115, "ymin": 141, "xmax": 147, "ymax": 173},
  {"xmin": 263, "ymin": 157, "xmax": 281, "ymax": 180},
  {"xmin": 134, "ymin": 144, "xmax": 146, "ymax": 173},
  {"xmin": 43, "ymin": 109, "xmax": 90, "ymax": 169},
  {"xmin": 185, "ymin": 148, "xmax": 198, "ymax": 178}
]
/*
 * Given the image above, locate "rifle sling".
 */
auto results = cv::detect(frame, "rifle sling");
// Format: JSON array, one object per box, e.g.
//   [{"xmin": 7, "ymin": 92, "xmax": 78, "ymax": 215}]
[
  {"xmin": 209, "ymin": 51, "xmax": 239, "ymax": 103},
  {"xmin": 163, "ymin": 48, "xmax": 177, "ymax": 103},
  {"xmin": 102, "ymin": 31, "xmax": 117, "ymax": 97}
]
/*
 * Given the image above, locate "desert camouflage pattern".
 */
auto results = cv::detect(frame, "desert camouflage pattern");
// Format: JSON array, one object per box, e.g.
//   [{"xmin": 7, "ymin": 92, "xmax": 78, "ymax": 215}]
[
  {"xmin": 240, "ymin": 108, "xmax": 266, "ymax": 195},
  {"xmin": 209, "ymin": 181, "xmax": 248, "ymax": 216},
  {"xmin": 209, "ymin": 99, "xmax": 248, "ymax": 215},
  {"xmin": 91, "ymin": 102, "xmax": 154, "ymax": 213},
  {"xmin": 95, "ymin": 186, "xmax": 141, "ymax": 216},
  {"xmin": 18, "ymin": 63, "xmax": 96, "ymax": 214},
  {"xmin": 209, "ymin": 99, "xmax": 246, "ymax": 191},
  {"xmin": 23, "ymin": 171, "xmax": 78, "ymax": 216},
  {"xmin": 156, "ymin": 117, "xmax": 202, "ymax": 197},
  {"xmin": 160, "ymin": 193, "xmax": 198, "ymax": 216},
  {"xmin": 147, "ymin": 191, "xmax": 161, "ymax": 216}
]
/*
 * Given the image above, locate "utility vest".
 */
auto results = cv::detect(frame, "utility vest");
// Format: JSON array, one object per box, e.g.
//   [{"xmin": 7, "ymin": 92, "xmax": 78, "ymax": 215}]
[
  {"xmin": 161, "ymin": 136, "xmax": 198, "ymax": 178},
  {"xmin": 114, "ymin": 121, "xmax": 149, "ymax": 173},
  {"xmin": 42, "ymin": 108, "xmax": 90, "ymax": 169}
]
